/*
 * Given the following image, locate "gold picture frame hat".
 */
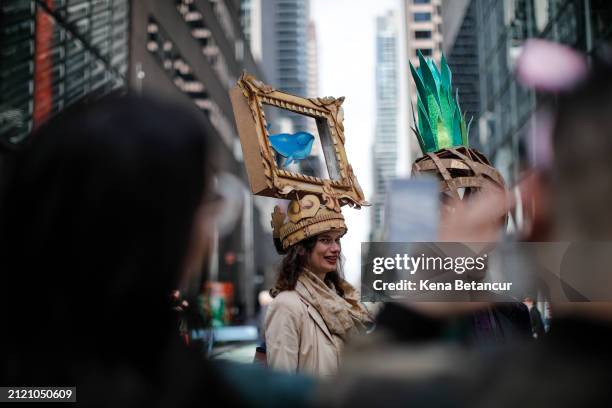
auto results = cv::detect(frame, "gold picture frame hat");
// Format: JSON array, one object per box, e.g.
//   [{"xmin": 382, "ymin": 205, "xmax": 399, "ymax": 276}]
[{"xmin": 230, "ymin": 73, "xmax": 367, "ymax": 252}]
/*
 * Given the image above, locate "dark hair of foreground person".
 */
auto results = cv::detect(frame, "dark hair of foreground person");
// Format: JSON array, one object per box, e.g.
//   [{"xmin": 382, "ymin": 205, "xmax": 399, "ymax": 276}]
[{"xmin": 0, "ymin": 95, "xmax": 243, "ymax": 407}]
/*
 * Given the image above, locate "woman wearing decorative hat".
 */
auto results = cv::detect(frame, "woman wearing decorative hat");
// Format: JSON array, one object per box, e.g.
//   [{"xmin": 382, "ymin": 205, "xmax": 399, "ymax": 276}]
[
  {"xmin": 264, "ymin": 194, "xmax": 373, "ymax": 377},
  {"xmin": 229, "ymin": 73, "xmax": 373, "ymax": 376}
]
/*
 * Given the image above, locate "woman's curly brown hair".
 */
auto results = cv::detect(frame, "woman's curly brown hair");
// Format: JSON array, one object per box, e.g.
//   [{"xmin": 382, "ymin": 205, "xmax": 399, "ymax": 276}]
[{"xmin": 270, "ymin": 235, "xmax": 345, "ymax": 297}]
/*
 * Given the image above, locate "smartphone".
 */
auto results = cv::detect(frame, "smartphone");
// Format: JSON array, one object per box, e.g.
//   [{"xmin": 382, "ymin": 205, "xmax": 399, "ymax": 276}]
[{"xmin": 381, "ymin": 176, "xmax": 439, "ymax": 242}]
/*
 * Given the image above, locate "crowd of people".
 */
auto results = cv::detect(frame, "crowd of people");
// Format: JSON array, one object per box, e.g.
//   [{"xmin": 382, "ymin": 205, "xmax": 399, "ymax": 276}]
[{"xmin": 2, "ymin": 45, "xmax": 612, "ymax": 407}]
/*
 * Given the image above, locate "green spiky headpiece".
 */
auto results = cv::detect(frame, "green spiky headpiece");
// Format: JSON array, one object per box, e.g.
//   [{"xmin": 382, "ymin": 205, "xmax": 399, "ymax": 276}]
[{"xmin": 410, "ymin": 51, "xmax": 472, "ymax": 153}]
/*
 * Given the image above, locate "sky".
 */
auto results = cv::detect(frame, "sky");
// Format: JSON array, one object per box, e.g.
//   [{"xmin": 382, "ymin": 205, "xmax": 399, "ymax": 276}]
[{"xmin": 311, "ymin": 0, "xmax": 406, "ymax": 285}]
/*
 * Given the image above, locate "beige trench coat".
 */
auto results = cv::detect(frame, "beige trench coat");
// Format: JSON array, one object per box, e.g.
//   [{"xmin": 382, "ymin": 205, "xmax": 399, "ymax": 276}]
[{"xmin": 264, "ymin": 281, "xmax": 344, "ymax": 377}]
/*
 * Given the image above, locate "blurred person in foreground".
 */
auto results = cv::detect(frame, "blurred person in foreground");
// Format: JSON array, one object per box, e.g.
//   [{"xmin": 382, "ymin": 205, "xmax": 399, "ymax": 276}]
[
  {"xmin": 317, "ymin": 52, "xmax": 612, "ymax": 407},
  {"xmin": 0, "ymin": 95, "xmax": 310, "ymax": 407}
]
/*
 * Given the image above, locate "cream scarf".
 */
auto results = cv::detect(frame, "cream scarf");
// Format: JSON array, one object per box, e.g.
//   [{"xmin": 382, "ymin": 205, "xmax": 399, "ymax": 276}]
[{"xmin": 295, "ymin": 268, "xmax": 373, "ymax": 340}]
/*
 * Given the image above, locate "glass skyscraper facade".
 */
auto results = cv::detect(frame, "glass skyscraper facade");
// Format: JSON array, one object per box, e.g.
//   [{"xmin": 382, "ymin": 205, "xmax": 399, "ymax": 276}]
[
  {"xmin": 1, "ymin": 0, "xmax": 129, "ymax": 146},
  {"xmin": 371, "ymin": 11, "xmax": 399, "ymax": 239},
  {"xmin": 443, "ymin": 0, "xmax": 612, "ymax": 185},
  {"xmin": 240, "ymin": 0, "xmax": 311, "ymax": 132}
]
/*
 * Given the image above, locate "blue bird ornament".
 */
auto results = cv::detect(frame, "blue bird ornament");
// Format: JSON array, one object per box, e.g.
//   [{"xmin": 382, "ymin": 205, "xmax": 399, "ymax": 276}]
[{"xmin": 268, "ymin": 131, "xmax": 315, "ymax": 167}]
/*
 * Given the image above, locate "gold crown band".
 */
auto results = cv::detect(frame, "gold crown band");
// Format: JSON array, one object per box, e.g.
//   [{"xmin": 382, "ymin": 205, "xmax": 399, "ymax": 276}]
[
  {"xmin": 271, "ymin": 194, "xmax": 347, "ymax": 251},
  {"xmin": 281, "ymin": 213, "xmax": 347, "ymax": 249},
  {"xmin": 280, "ymin": 211, "xmax": 345, "ymax": 237}
]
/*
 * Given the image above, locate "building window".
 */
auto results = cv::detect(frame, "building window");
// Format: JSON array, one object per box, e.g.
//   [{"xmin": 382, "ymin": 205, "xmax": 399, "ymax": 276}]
[
  {"xmin": 417, "ymin": 48, "xmax": 432, "ymax": 56},
  {"xmin": 209, "ymin": 0, "xmax": 235, "ymax": 42},
  {"xmin": 147, "ymin": 16, "xmax": 234, "ymax": 147},
  {"xmin": 0, "ymin": 0, "xmax": 129, "ymax": 145},
  {"xmin": 414, "ymin": 30, "xmax": 432, "ymax": 39},
  {"xmin": 413, "ymin": 0, "xmax": 430, "ymax": 3},
  {"xmin": 413, "ymin": 12, "xmax": 431, "ymax": 22},
  {"xmin": 176, "ymin": 0, "xmax": 232, "ymax": 87}
]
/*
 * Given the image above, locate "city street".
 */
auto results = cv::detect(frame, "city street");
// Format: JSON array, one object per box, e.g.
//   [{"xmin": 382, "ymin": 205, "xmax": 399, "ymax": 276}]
[{"xmin": 2, "ymin": 0, "xmax": 612, "ymax": 406}]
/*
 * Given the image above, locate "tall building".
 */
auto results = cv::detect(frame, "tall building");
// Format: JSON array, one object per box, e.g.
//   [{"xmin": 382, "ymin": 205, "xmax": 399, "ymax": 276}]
[
  {"xmin": 306, "ymin": 21, "xmax": 318, "ymax": 98},
  {"xmin": 442, "ymin": 0, "xmax": 612, "ymax": 186},
  {"xmin": 402, "ymin": 0, "xmax": 444, "ymax": 164},
  {"xmin": 306, "ymin": 20, "xmax": 319, "ymax": 136},
  {"xmin": 404, "ymin": 0, "xmax": 444, "ymax": 63},
  {"xmin": 441, "ymin": 0, "xmax": 481, "ymax": 149},
  {"xmin": 241, "ymin": 0, "xmax": 312, "ymax": 132},
  {"xmin": 132, "ymin": 0, "xmax": 267, "ymax": 321},
  {"xmin": 1, "ymin": 0, "xmax": 130, "ymax": 147},
  {"xmin": 0, "ymin": 0, "xmax": 130, "ymax": 211},
  {"xmin": 371, "ymin": 11, "xmax": 399, "ymax": 239},
  {"xmin": 1, "ymin": 0, "xmax": 271, "ymax": 322}
]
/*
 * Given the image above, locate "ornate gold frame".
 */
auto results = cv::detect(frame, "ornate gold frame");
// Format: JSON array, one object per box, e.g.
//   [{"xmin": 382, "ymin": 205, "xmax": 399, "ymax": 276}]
[{"xmin": 230, "ymin": 73, "xmax": 368, "ymax": 208}]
